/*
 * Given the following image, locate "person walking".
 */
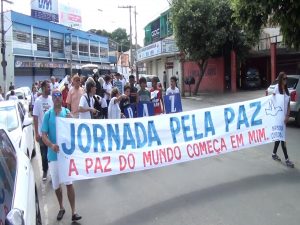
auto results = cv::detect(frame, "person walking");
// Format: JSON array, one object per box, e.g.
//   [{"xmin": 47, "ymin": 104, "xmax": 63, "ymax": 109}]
[
  {"xmin": 41, "ymin": 89, "xmax": 82, "ymax": 222},
  {"xmin": 108, "ymin": 87, "xmax": 127, "ymax": 119},
  {"xmin": 163, "ymin": 71, "xmax": 167, "ymax": 91},
  {"xmin": 129, "ymin": 75, "xmax": 138, "ymax": 104},
  {"xmin": 166, "ymin": 76, "xmax": 180, "ymax": 95},
  {"xmin": 150, "ymin": 76, "xmax": 164, "ymax": 115},
  {"xmin": 78, "ymin": 77, "xmax": 97, "ymax": 119},
  {"xmin": 33, "ymin": 80, "xmax": 53, "ymax": 180},
  {"xmin": 137, "ymin": 77, "xmax": 151, "ymax": 103},
  {"xmin": 272, "ymin": 71, "xmax": 294, "ymax": 168},
  {"xmin": 66, "ymin": 75, "xmax": 84, "ymax": 118}
]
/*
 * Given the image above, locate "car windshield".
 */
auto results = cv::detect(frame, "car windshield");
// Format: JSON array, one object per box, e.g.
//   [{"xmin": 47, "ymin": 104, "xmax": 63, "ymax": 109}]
[
  {"xmin": 15, "ymin": 92, "xmax": 24, "ymax": 99},
  {"xmin": 287, "ymin": 78, "xmax": 299, "ymax": 89},
  {"xmin": 271, "ymin": 77, "xmax": 299, "ymax": 89},
  {"xmin": 0, "ymin": 106, "xmax": 19, "ymax": 132}
]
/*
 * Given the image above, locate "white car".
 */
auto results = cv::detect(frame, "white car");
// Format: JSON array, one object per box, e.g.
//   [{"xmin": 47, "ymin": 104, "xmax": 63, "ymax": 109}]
[
  {"xmin": 266, "ymin": 75, "xmax": 300, "ymax": 127},
  {"xmin": 0, "ymin": 101, "xmax": 35, "ymax": 158},
  {"xmin": 136, "ymin": 75, "xmax": 162, "ymax": 91},
  {"xmin": 0, "ymin": 128, "xmax": 42, "ymax": 225},
  {"xmin": 5, "ymin": 88, "xmax": 30, "ymax": 113}
]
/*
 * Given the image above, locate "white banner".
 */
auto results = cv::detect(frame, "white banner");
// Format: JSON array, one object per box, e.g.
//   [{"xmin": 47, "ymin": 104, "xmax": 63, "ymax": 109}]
[{"xmin": 57, "ymin": 95, "xmax": 285, "ymax": 183}]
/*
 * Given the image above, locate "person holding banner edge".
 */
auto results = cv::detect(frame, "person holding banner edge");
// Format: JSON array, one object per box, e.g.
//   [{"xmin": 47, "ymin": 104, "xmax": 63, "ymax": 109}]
[
  {"xmin": 272, "ymin": 72, "xmax": 294, "ymax": 168},
  {"xmin": 42, "ymin": 89, "xmax": 82, "ymax": 221},
  {"xmin": 166, "ymin": 76, "xmax": 180, "ymax": 95}
]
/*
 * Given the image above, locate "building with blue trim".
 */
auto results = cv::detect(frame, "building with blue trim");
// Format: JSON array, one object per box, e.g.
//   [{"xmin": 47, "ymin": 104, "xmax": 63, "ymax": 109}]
[{"xmin": 0, "ymin": 11, "xmax": 117, "ymax": 89}]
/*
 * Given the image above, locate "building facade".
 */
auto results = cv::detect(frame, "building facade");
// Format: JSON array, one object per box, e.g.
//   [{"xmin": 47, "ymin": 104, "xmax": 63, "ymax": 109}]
[
  {"xmin": 137, "ymin": 9, "xmax": 228, "ymax": 93},
  {"xmin": 0, "ymin": 11, "xmax": 117, "ymax": 90}
]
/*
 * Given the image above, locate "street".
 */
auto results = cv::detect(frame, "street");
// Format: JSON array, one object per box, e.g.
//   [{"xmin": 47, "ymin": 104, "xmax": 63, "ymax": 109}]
[{"xmin": 33, "ymin": 90, "xmax": 300, "ymax": 225}]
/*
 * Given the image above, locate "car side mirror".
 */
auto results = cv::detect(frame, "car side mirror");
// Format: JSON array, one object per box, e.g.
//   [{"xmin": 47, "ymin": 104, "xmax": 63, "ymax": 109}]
[
  {"xmin": 22, "ymin": 117, "xmax": 32, "ymax": 129},
  {"xmin": 5, "ymin": 208, "xmax": 25, "ymax": 225}
]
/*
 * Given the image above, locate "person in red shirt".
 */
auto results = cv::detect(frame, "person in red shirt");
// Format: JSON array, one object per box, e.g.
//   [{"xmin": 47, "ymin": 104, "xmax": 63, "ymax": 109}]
[
  {"xmin": 150, "ymin": 76, "xmax": 164, "ymax": 115},
  {"xmin": 61, "ymin": 82, "xmax": 69, "ymax": 107}
]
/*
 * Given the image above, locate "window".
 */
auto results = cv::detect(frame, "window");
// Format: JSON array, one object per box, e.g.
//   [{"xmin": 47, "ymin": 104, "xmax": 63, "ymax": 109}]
[
  {"xmin": 17, "ymin": 103, "xmax": 25, "ymax": 124},
  {"xmin": 0, "ymin": 106, "xmax": 19, "ymax": 132},
  {"xmin": 51, "ymin": 38, "xmax": 63, "ymax": 53},
  {"xmin": 79, "ymin": 43, "xmax": 89, "ymax": 56},
  {"xmin": 0, "ymin": 129, "xmax": 17, "ymax": 224},
  {"xmin": 33, "ymin": 34, "xmax": 49, "ymax": 51},
  {"xmin": 100, "ymin": 47, "xmax": 108, "ymax": 58},
  {"xmin": 90, "ymin": 45, "xmax": 99, "ymax": 57},
  {"xmin": 72, "ymin": 42, "xmax": 77, "ymax": 55},
  {"xmin": 13, "ymin": 30, "xmax": 31, "ymax": 43}
]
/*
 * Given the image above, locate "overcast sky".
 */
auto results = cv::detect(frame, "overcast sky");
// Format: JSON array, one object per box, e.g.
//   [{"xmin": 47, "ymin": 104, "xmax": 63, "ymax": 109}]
[{"xmin": 8, "ymin": 0, "xmax": 170, "ymax": 46}]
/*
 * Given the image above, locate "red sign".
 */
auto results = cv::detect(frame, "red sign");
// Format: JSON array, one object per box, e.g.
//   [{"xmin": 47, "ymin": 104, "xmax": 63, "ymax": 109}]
[{"xmin": 165, "ymin": 62, "xmax": 174, "ymax": 69}]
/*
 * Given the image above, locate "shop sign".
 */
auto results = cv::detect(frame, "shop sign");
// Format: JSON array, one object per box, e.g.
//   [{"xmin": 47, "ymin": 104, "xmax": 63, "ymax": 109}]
[
  {"xmin": 165, "ymin": 62, "xmax": 174, "ymax": 69},
  {"xmin": 137, "ymin": 41, "xmax": 161, "ymax": 61},
  {"xmin": 162, "ymin": 39, "xmax": 179, "ymax": 54}
]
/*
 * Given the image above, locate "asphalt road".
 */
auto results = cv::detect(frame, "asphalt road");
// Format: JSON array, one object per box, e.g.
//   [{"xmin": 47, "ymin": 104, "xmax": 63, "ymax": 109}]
[{"xmin": 33, "ymin": 90, "xmax": 300, "ymax": 225}]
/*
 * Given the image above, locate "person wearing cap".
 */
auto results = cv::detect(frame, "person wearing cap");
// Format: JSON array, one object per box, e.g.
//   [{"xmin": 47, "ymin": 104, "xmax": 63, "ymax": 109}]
[
  {"xmin": 61, "ymin": 81, "xmax": 69, "ymax": 107},
  {"xmin": 41, "ymin": 89, "xmax": 82, "ymax": 222}
]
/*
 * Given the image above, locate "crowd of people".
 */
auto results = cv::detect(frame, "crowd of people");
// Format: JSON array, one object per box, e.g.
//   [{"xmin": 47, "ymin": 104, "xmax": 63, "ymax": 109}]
[{"xmin": 29, "ymin": 72, "xmax": 180, "ymax": 222}]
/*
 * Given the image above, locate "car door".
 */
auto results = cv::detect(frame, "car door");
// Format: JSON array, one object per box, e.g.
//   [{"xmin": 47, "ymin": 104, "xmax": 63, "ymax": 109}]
[
  {"xmin": 0, "ymin": 129, "xmax": 17, "ymax": 225},
  {"xmin": 17, "ymin": 102, "xmax": 34, "ymax": 158}
]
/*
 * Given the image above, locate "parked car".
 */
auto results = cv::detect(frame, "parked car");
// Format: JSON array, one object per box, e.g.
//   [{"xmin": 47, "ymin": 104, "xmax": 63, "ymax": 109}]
[
  {"xmin": 0, "ymin": 128, "xmax": 42, "ymax": 225},
  {"xmin": 242, "ymin": 68, "xmax": 262, "ymax": 89},
  {"xmin": 136, "ymin": 75, "xmax": 162, "ymax": 91},
  {"xmin": 0, "ymin": 101, "xmax": 35, "ymax": 158},
  {"xmin": 5, "ymin": 87, "xmax": 30, "ymax": 112},
  {"xmin": 266, "ymin": 75, "xmax": 300, "ymax": 126}
]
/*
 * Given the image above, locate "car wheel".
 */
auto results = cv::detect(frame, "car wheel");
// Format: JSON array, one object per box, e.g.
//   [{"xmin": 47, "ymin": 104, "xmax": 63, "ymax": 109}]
[
  {"xmin": 35, "ymin": 186, "xmax": 43, "ymax": 225},
  {"xmin": 296, "ymin": 111, "xmax": 300, "ymax": 127}
]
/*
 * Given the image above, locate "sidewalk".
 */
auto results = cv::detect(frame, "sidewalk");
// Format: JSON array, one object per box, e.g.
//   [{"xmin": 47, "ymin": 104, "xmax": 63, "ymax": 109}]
[{"xmin": 182, "ymin": 90, "xmax": 265, "ymax": 103}]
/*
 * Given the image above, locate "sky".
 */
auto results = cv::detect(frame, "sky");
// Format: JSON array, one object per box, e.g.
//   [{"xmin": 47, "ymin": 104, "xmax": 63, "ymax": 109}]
[{"xmin": 7, "ymin": 0, "xmax": 170, "ymax": 46}]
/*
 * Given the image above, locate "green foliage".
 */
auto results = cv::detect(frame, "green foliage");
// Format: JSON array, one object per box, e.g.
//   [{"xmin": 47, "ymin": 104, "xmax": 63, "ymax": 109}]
[
  {"xmin": 88, "ymin": 28, "xmax": 130, "ymax": 52},
  {"xmin": 111, "ymin": 28, "xmax": 130, "ymax": 52},
  {"xmin": 171, "ymin": 0, "xmax": 251, "ymax": 93},
  {"xmin": 233, "ymin": 0, "xmax": 300, "ymax": 49}
]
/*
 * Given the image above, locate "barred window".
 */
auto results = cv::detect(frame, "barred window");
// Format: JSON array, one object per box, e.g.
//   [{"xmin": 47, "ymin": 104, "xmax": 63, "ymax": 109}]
[
  {"xmin": 33, "ymin": 34, "xmax": 49, "ymax": 51},
  {"xmin": 90, "ymin": 45, "xmax": 99, "ymax": 57},
  {"xmin": 100, "ymin": 47, "xmax": 108, "ymax": 58},
  {"xmin": 51, "ymin": 38, "xmax": 63, "ymax": 53},
  {"xmin": 79, "ymin": 43, "xmax": 89, "ymax": 56},
  {"xmin": 13, "ymin": 30, "xmax": 31, "ymax": 43}
]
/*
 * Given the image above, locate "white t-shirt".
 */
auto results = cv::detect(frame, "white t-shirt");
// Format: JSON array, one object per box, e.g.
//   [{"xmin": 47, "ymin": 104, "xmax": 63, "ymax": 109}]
[
  {"xmin": 273, "ymin": 84, "xmax": 290, "ymax": 116},
  {"xmin": 33, "ymin": 95, "xmax": 53, "ymax": 135},
  {"xmin": 101, "ymin": 98, "xmax": 107, "ymax": 108},
  {"xmin": 166, "ymin": 87, "xmax": 180, "ymax": 95},
  {"xmin": 103, "ymin": 82, "xmax": 112, "ymax": 101},
  {"xmin": 8, "ymin": 95, "xmax": 18, "ymax": 101},
  {"xmin": 50, "ymin": 82, "xmax": 59, "ymax": 91},
  {"xmin": 79, "ymin": 93, "xmax": 95, "ymax": 119},
  {"xmin": 108, "ymin": 97, "xmax": 121, "ymax": 119}
]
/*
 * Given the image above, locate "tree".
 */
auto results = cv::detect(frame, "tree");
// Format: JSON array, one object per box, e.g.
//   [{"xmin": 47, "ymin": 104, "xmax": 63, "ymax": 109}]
[
  {"xmin": 89, "ymin": 29, "xmax": 112, "ymax": 38},
  {"xmin": 111, "ymin": 28, "xmax": 130, "ymax": 52},
  {"xmin": 88, "ymin": 28, "xmax": 130, "ymax": 52},
  {"xmin": 171, "ymin": 0, "xmax": 247, "ymax": 94},
  {"xmin": 233, "ymin": 0, "xmax": 300, "ymax": 49}
]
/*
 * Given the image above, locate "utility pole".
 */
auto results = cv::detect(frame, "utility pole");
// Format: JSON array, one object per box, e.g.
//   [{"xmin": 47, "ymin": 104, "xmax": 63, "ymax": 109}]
[
  {"xmin": 134, "ymin": 6, "xmax": 139, "ymax": 80},
  {"xmin": 118, "ymin": 5, "xmax": 134, "ymax": 75},
  {"xmin": 1, "ymin": 0, "xmax": 13, "ymax": 92}
]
